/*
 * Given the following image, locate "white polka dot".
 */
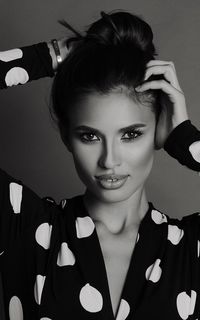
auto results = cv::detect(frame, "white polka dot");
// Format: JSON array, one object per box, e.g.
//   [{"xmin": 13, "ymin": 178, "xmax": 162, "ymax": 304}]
[
  {"xmin": 79, "ymin": 283, "xmax": 103, "ymax": 312},
  {"xmin": 57, "ymin": 242, "xmax": 76, "ymax": 266},
  {"xmin": 76, "ymin": 216, "xmax": 95, "ymax": 238},
  {"xmin": 40, "ymin": 318, "xmax": 52, "ymax": 320},
  {"xmin": 177, "ymin": 292, "xmax": 190, "ymax": 320},
  {"xmin": 167, "ymin": 225, "xmax": 184, "ymax": 245},
  {"xmin": 116, "ymin": 299, "xmax": 130, "ymax": 320},
  {"xmin": 189, "ymin": 141, "xmax": 200, "ymax": 163},
  {"xmin": 151, "ymin": 209, "xmax": 167, "ymax": 224},
  {"xmin": 145, "ymin": 258, "xmax": 162, "ymax": 283},
  {"xmin": 9, "ymin": 296, "xmax": 23, "ymax": 320},
  {"xmin": 61, "ymin": 199, "xmax": 67, "ymax": 209},
  {"xmin": 0, "ymin": 48, "xmax": 23, "ymax": 62},
  {"xmin": 9, "ymin": 182, "xmax": 23, "ymax": 214},
  {"xmin": 176, "ymin": 290, "xmax": 197, "ymax": 319},
  {"xmin": 34, "ymin": 275, "xmax": 46, "ymax": 305},
  {"xmin": 5, "ymin": 67, "xmax": 29, "ymax": 86},
  {"xmin": 35, "ymin": 223, "xmax": 52, "ymax": 249},
  {"xmin": 198, "ymin": 240, "xmax": 200, "ymax": 258}
]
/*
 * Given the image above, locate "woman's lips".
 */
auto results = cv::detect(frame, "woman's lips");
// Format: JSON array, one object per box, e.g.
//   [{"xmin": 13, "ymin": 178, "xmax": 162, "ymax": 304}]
[
  {"xmin": 95, "ymin": 174, "xmax": 128, "ymax": 180},
  {"xmin": 95, "ymin": 174, "xmax": 129, "ymax": 189}
]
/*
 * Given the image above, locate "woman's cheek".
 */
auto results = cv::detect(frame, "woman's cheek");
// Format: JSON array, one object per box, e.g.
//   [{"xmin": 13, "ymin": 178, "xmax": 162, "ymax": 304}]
[
  {"xmin": 72, "ymin": 142, "xmax": 98, "ymax": 172},
  {"xmin": 126, "ymin": 137, "xmax": 155, "ymax": 173}
]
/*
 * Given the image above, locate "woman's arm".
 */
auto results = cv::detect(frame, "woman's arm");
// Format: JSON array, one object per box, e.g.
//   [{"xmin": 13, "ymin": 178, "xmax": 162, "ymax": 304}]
[
  {"xmin": 135, "ymin": 60, "xmax": 189, "ymax": 138},
  {"xmin": 135, "ymin": 60, "xmax": 200, "ymax": 172},
  {"xmin": 0, "ymin": 38, "xmax": 69, "ymax": 89},
  {"xmin": 163, "ymin": 119, "xmax": 200, "ymax": 172},
  {"xmin": 0, "ymin": 37, "xmax": 69, "ymax": 266}
]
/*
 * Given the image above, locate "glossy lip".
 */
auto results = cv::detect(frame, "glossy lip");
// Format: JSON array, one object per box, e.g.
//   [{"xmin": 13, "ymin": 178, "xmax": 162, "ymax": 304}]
[
  {"xmin": 95, "ymin": 175, "xmax": 129, "ymax": 190},
  {"xmin": 95, "ymin": 174, "xmax": 129, "ymax": 180}
]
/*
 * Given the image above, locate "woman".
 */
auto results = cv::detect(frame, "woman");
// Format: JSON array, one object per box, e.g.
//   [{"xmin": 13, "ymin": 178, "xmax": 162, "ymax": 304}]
[{"xmin": 0, "ymin": 9, "xmax": 200, "ymax": 320}]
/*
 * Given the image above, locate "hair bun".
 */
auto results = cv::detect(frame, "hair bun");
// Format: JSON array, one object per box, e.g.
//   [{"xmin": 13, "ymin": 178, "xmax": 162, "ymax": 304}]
[{"xmin": 84, "ymin": 10, "xmax": 156, "ymax": 58}]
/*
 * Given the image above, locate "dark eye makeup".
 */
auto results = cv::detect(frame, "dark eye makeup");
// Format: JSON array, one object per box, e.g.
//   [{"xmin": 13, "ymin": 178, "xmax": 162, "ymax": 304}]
[{"xmin": 78, "ymin": 129, "xmax": 143, "ymax": 143}]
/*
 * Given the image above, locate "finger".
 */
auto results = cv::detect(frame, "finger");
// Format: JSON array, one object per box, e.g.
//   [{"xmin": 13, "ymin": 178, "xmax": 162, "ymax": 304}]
[
  {"xmin": 135, "ymin": 79, "xmax": 183, "ymax": 102},
  {"xmin": 146, "ymin": 60, "xmax": 176, "ymax": 71},
  {"xmin": 144, "ymin": 65, "xmax": 182, "ymax": 91},
  {"xmin": 136, "ymin": 79, "xmax": 188, "ymax": 128}
]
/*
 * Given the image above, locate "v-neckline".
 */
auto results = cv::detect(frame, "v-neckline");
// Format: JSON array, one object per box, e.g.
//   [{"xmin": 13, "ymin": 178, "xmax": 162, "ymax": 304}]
[{"xmin": 77, "ymin": 195, "xmax": 154, "ymax": 320}]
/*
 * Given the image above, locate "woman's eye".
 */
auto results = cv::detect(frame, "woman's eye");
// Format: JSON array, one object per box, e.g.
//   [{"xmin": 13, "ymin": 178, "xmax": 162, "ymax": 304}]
[
  {"xmin": 122, "ymin": 130, "xmax": 143, "ymax": 140},
  {"xmin": 80, "ymin": 133, "xmax": 99, "ymax": 142},
  {"xmin": 79, "ymin": 130, "xmax": 143, "ymax": 143}
]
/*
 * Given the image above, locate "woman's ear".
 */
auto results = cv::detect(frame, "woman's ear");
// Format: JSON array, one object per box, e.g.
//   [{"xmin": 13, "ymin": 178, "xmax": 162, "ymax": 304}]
[{"xmin": 154, "ymin": 93, "xmax": 173, "ymax": 150}]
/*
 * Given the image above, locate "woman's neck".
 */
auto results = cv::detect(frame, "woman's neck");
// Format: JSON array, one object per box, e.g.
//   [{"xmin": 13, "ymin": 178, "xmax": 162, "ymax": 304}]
[{"xmin": 83, "ymin": 187, "xmax": 148, "ymax": 235}]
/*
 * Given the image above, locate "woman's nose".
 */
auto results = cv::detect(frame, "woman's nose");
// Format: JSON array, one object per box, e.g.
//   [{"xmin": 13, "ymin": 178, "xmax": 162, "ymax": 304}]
[{"xmin": 98, "ymin": 140, "xmax": 121, "ymax": 169}]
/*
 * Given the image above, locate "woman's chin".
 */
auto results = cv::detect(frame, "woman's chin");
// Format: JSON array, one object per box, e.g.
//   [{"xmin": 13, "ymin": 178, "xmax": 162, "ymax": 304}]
[{"xmin": 86, "ymin": 185, "xmax": 138, "ymax": 204}]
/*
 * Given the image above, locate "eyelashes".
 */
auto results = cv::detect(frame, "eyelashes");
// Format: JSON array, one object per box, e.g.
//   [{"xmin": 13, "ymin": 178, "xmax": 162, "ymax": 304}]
[
  {"xmin": 78, "ymin": 129, "xmax": 143, "ymax": 143},
  {"xmin": 122, "ymin": 130, "xmax": 143, "ymax": 141}
]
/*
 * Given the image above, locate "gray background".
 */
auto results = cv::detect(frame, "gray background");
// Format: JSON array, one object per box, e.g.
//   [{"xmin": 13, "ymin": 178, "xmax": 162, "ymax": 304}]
[{"xmin": 0, "ymin": 0, "xmax": 200, "ymax": 317}]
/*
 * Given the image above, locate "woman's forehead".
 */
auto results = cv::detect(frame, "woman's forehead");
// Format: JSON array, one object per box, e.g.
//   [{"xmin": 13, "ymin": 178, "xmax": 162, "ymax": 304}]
[{"xmin": 69, "ymin": 92, "xmax": 155, "ymax": 127}]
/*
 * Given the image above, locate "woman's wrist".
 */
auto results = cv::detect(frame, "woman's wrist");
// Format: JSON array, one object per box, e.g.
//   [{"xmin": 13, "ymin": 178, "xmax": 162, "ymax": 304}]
[
  {"xmin": 47, "ymin": 37, "xmax": 69, "ymax": 71},
  {"xmin": 164, "ymin": 120, "xmax": 200, "ymax": 171}
]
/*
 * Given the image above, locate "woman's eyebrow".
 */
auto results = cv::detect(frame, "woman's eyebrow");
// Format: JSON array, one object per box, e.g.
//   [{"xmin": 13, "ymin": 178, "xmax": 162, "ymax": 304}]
[{"xmin": 74, "ymin": 123, "xmax": 147, "ymax": 134}]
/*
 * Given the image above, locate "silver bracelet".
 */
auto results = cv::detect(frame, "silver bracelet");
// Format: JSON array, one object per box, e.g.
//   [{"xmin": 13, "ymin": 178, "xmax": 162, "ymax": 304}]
[{"xmin": 51, "ymin": 39, "xmax": 62, "ymax": 66}]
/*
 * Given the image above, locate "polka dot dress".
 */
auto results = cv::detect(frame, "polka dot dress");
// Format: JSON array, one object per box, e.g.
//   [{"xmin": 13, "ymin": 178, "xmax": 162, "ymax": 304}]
[
  {"xmin": 1, "ymin": 42, "xmax": 200, "ymax": 319},
  {"xmin": 1, "ymin": 167, "xmax": 200, "ymax": 320}
]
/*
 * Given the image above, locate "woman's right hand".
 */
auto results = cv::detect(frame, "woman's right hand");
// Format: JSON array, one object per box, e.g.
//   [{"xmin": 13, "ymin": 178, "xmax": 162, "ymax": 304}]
[{"xmin": 135, "ymin": 60, "xmax": 189, "ymax": 148}]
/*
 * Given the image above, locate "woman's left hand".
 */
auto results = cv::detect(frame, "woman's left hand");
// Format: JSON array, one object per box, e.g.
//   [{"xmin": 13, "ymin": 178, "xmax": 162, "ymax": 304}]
[{"xmin": 135, "ymin": 60, "xmax": 189, "ymax": 147}]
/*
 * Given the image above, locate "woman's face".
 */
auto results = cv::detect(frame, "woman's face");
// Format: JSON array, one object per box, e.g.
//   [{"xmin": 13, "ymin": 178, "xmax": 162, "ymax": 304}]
[{"xmin": 67, "ymin": 92, "xmax": 156, "ymax": 203}]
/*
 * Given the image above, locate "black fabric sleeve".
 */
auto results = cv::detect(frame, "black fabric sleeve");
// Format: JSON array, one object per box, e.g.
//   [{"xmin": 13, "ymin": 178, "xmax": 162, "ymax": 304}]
[
  {"xmin": 0, "ymin": 167, "xmax": 58, "ymax": 269},
  {"xmin": 163, "ymin": 119, "xmax": 200, "ymax": 171},
  {"xmin": 0, "ymin": 42, "xmax": 54, "ymax": 89}
]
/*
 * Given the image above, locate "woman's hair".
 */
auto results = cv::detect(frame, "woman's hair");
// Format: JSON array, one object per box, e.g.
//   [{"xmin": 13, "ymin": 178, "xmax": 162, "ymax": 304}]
[{"xmin": 50, "ymin": 9, "xmax": 163, "ymax": 146}]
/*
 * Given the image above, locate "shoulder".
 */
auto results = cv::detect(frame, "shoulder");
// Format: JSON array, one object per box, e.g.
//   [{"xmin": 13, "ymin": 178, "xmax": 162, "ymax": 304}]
[
  {"xmin": 42, "ymin": 196, "xmax": 70, "ymax": 209},
  {"xmin": 150, "ymin": 203, "xmax": 200, "ymax": 246},
  {"xmin": 151, "ymin": 202, "xmax": 200, "ymax": 228},
  {"xmin": 42, "ymin": 195, "xmax": 80, "ymax": 216}
]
